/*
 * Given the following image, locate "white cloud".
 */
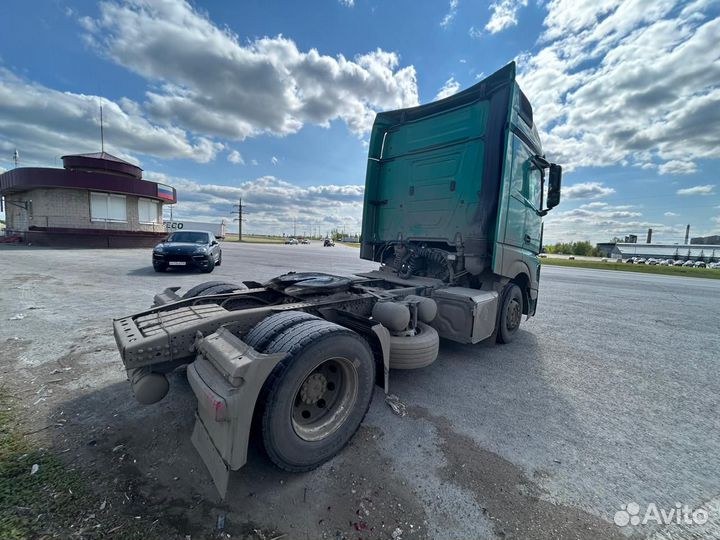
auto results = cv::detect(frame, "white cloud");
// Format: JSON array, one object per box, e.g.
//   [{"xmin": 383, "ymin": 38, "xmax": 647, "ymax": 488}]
[
  {"xmin": 712, "ymin": 216, "xmax": 720, "ymax": 225},
  {"xmin": 435, "ymin": 77, "xmax": 461, "ymax": 100},
  {"xmin": 441, "ymin": 0, "xmax": 459, "ymax": 28},
  {"xmin": 562, "ymin": 182, "xmax": 616, "ymax": 199},
  {"xmin": 0, "ymin": 68, "xmax": 222, "ymax": 167},
  {"xmin": 271, "ymin": 156, "xmax": 279, "ymax": 166},
  {"xmin": 85, "ymin": 1, "xmax": 418, "ymax": 139},
  {"xmin": 676, "ymin": 184, "xmax": 715, "ymax": 196},
  {"xmin": 485, "ymin": 0, "xmax": 528, "ymax": 34},
  {"xmin": 517, "ymin": 1, "xmax": 720, "ymax": 172},
  {"xmin": 227, "ymin": 150, "xmax": 244, "ymax": 165},
  {"xmin": 579, "ymin": 201, "xmax": 608, "ymax": 208},
  {"xmin": 147, "ymin": 171, "xmax": 365, "ymax": 235},
  {"xmin": 543, "ymin": 200, "xmax": 687, "ymax": 243},
  {"xmin": 664, "ymin": 211, "xmax": 679, "ymax": 217},
  {"xmin": 251, "ymin": 159, "xmax": 259, "ymax": 166},
  {"xmin": 658, "ymin": 160, "xmax": 698, "ymax": 175},
  {"xmin": 338, "ymin": 0, "xmax": 355, "ymax": 7},
  {"xmin": 468, "ymin": 26, "xmax": 483, "ymax": 39}
]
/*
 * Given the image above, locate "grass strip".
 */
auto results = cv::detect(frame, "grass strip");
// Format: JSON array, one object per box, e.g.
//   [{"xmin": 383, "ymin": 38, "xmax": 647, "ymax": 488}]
[{"xmin": 540, "ymin": 257, "xmax": 720, "ymax": 279}]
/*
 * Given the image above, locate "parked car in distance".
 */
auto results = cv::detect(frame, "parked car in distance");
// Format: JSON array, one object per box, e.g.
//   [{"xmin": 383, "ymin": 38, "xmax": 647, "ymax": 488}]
[
  {"xmin": 625, "ymin": 257, "xmax": 635, "ymax": 263},
  {"xmin": 152, "ymin": 230, "xmax": 221, "ymax": 273},
  {"xmin": 301, "ymin": 239, "xmax": 310, "ymax": 244},
  {"xmin": 285, "ymin": 238, "xmax": 299, "ymax": 245},
  {"xmin": 673, "ymin": 260, "xmax": 684, "ymax": 266},
  {"xmin": 694, "ymin": 261, "xmax": 706, "ymax": 268},
  {"xmin": 636, "ymin": 258, "xmax": 647, "ymax": 264},
  {"xmin": 323, "ymin": 239, "xmax": 335, "ymax": 247},
  {"xmin": 682, "ymin": 260, "xmax": 695, "ymax": 267}
]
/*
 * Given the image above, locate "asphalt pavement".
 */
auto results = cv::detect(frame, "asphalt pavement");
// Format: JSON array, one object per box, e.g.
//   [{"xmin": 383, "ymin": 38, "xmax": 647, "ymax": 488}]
[{"xmin": 1, "ymin": 242, "xmax": 718, "ymax": 539}]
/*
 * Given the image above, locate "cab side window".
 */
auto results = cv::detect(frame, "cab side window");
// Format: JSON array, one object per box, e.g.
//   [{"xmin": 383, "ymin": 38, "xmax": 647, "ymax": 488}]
[{"xmin": 511, "ymin": 135, "xmax": 542, "ymax": 211}]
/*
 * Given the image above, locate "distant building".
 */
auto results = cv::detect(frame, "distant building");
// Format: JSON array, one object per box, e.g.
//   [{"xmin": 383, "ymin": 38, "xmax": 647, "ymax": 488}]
[
  {"xmin": 595, "ymin": 242, "xmax": 617, "ymax": 257},
  {"xmin": 611, "ymin": 243, "xmax": 720, "ymax": 261},
  {"xmin": 0, "ymin": 152, "xmax": 176, "ymax": 247},
  {"xmin": 624, "ymin": 234, "xmax": 638, "ymax": 243},
  {"xmin": 691, "ymin": 235, "xmax": 720, "ymax": 245}
]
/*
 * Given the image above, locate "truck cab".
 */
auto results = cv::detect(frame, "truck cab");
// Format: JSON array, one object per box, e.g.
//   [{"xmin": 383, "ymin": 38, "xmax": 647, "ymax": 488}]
[{"xmin": 361, "ymin": 61, "xmax": 561, "ymax": 322}]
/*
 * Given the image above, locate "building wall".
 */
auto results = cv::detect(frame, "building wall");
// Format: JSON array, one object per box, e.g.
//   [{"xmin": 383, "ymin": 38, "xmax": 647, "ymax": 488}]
[{"xmin": 5, "ymin": 188, "xmax": 165, "ymax": 233}]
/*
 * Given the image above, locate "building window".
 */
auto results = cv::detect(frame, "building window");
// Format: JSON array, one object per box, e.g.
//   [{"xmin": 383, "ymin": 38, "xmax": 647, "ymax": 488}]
[
  {"xmin": 90, "ymin": 192, "xmax": 127, "ymax": 222},
  {"xmin": 138, "ymin": 198, "xmax": 159, "ymax": 224}
]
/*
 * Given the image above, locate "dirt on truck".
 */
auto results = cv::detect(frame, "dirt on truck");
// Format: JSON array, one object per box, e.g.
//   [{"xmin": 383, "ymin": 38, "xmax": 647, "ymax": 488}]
[{"xmin": 113, "ymin": 61, "xmax": 562, "ymax": 497}]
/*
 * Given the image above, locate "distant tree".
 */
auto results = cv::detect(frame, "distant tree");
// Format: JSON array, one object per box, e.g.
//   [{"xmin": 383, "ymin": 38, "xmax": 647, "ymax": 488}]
[{"xmin": 572, "ymin": 241, "xmax": 594, "ymax": 256}]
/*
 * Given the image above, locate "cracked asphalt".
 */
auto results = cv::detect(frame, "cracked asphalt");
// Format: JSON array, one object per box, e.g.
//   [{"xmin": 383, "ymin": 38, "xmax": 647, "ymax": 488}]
[{"xmin": 1, "ymin": 242, "xmax": 719, "ymax": 539}]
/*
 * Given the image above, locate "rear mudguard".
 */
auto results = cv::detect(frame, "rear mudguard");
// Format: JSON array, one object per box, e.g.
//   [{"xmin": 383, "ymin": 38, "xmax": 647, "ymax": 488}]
[{"xmin": 187, "ymin": 327, "xmax": 287, "ymax": 497}]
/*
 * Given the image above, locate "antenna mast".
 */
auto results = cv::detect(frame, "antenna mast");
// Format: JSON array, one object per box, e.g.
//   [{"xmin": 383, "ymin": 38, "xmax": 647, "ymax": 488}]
[{"xmin": 100, "ymin": 104, "xmax": 105, "ymax": 153}]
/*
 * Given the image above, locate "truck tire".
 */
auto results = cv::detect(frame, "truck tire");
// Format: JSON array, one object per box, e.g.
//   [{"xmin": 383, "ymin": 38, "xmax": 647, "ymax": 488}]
[
  {"xmin": 244, "ymin": 311, "xmax": 320, "ymax": 352},
  {"xmin": 201, "ymin": 284, "xmax": 247, "ymax": 296},
  {"xmin": 258, "ymin": 320, "xmax": 375, "ymax": 472},
  {"xmin": 182, "ymin": 281, "xmax": 243, "ymax": 299},
  {"xmin": 388, "ymin": 322, "xmax": 439, "ymax": 369},
  {"xmin": 496, "ymin": 284, "xmax": 522, "ymax": 344}
]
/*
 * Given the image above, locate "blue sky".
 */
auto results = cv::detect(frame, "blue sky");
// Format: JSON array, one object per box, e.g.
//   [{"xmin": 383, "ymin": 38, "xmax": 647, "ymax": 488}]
[{"xmin": 1, "ymin": 0, "xmax": 718, "ymax": 242}]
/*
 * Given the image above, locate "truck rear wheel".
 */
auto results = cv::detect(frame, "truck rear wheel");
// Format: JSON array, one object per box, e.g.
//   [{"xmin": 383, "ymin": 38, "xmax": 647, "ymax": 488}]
[
  {"xmin": 244, "ymin": 311, "xmax": 320, "ymax": 352},
  {"xmin": 181, "ymin": 281, "xmax": 244, "ymax": 299},
  {"xmin": 497, "ymin": 284, "xmax": 522, "ymax": 344},
  {"xmin": 258, "ymin": 320, "xmax": 375, "ymax": 471}
]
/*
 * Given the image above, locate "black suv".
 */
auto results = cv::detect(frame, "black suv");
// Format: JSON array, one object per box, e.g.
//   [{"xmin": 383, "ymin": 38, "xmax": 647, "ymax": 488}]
[{"xmin": 152, "ymin": 230, "xmax": 222, "ymax": 273}]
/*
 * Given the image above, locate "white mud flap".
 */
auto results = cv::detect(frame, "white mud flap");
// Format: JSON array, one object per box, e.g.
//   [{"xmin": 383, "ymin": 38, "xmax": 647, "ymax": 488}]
[{"xmin": 187, "ymin": 327, "xmax": 287, "ymax": 498}]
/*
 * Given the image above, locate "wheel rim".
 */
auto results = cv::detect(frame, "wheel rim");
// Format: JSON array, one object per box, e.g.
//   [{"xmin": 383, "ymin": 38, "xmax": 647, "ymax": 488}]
[
  {"xmin": 291, "ymin": 357, "xmax": 359, "ymax": 442},
  {"xmin": 506, "ymin": 297, "xmax": 521, "ymax": 332}
]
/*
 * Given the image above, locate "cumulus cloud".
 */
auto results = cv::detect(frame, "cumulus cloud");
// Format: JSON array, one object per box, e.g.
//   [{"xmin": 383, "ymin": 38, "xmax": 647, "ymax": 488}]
[
  {"xmin": 227, "ymin": 150, "xmax": 244, "ymax": 165},
  {"xmin": 146, "ymin": 172, "xmax": 365, "ymax": 236},
  {"xmin": 658, "ymin": 160, "xmax": 698, "ymax": 175},
  {"xmin": 676, "ymin": 184, "xmax": 715, "ymax": 196},
  {"xmin": 84, "ymin": 1, "xmax": 418, "ymax": 140},
  {"xmin": 441, "ymin": 0, "xmax": 459, "ymax": 28},
  {"xmin": 664, "ymin": 211, "xmax": 679, "ymax": 217},
  {"xmin": 562, "ymin": 182, "xmax": 616, "ymax": 199},
  {"xmin": 338, "ymin": 0, "xmax": 354, "ymax": 7},
  {"xmin": 485, "ymin": 0, "xmax": 528, "ymax": 34},
  {"xmin": 435, "ymin": 77, "xmax": 461, "ymax": 100},
  {"xmin": 543, "ymin": 201, "xmax": 685, "ymax": 243},
  {"xmin": 0, "ymin": 69, "xmax": 222, "ymax": 166},
  {"xmin": 517, "ymin": 0, "xmax": 720, "ymax": 172}
]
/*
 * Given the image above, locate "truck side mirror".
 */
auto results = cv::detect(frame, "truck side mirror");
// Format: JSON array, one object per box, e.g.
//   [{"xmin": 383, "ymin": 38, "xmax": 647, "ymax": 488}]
[{"xmin": 546, "ymin": 164, "xmax": 562, "ymax": 210}]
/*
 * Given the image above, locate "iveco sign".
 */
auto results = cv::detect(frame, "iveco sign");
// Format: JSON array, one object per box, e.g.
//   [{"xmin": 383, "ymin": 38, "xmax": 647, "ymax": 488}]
[{"xmin": 164, "ymin": 221, "xmax": 226, "ymax": 239}]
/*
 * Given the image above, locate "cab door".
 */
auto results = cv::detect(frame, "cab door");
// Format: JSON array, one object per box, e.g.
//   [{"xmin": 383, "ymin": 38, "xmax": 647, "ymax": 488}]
[{"xmin": 504, "ymin": 134, "xmax": 542, "ymax": 255}]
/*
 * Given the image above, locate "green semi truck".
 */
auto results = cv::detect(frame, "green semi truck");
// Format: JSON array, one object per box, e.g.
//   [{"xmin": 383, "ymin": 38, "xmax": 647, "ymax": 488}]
[{"xmin": 112, "ymin": 61, "xmax": 562, "ymax": 496}]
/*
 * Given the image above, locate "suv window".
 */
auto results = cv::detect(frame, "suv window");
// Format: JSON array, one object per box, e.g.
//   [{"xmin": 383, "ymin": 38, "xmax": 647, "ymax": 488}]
[{"xmin": 167, "ymin": 232, "xmax": 209, "ymax": 243}]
